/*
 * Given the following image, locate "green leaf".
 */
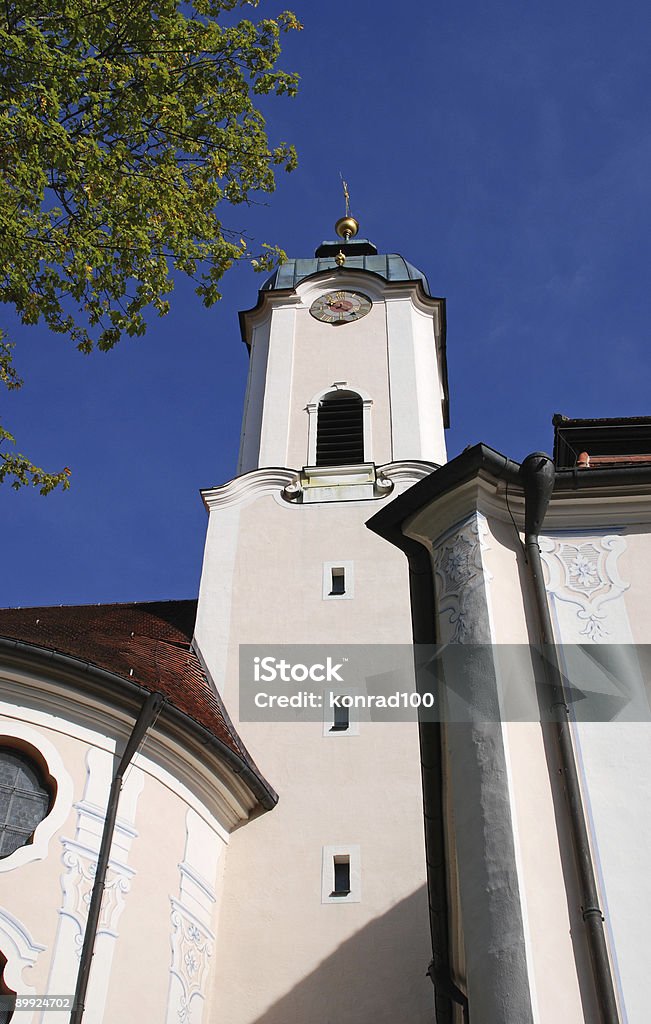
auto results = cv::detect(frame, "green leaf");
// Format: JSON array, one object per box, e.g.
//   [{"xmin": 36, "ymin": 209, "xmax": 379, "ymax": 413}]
[{"xmin": 0, "ymin": 0, "xmax": 300, "ymax": 492}]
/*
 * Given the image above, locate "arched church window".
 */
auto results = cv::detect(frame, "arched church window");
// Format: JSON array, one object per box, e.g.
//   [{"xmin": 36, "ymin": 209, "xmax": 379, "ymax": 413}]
[
  {"xmin": 316, "ymin": 390, "xmax": 364, "ymax": 467},
  {"xmin": 0, "ymin": 748, "xmax": 52, "ymax": 859}
]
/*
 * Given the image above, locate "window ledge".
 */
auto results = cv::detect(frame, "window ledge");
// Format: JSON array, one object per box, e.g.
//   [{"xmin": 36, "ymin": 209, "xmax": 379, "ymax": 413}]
[{"xmin": 283, "ymin": 464, "xmax": 393, "ymax": 504}]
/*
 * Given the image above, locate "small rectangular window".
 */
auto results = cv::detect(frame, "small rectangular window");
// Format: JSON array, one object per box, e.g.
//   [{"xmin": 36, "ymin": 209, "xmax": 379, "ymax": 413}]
[
  {"xmin": 322, "ymin": 844, "xmax": 360, "ymax": 903},
  {"xmin": 330, "ymin": 703, "xmax": 350, "ymax": 732},
  {"xmin": 322, "ymin": 560, "xmax": 354, "ymax": 601},
  {"xmin": 323, "ymin": 687, "xmax": 360, "ymax": 737},
  {"xmin": 330, "ymin": 567, "xmax": 345, "ymax": 596},
  {"xmin": 331, "ymin": 856, "xmax": 351, "ymax": 897}
]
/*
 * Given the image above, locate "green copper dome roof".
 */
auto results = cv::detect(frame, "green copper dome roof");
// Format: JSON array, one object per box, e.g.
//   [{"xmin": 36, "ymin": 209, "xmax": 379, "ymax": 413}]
[{"xmin": 262, "ymin": 237, "xmax": 431, "ymax": 295}]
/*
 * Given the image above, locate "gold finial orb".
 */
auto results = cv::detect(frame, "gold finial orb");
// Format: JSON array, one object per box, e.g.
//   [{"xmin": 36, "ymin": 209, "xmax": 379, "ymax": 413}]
[{"xmin": 335, "ymin": 215, "xmax": 359, "ymax": 241}]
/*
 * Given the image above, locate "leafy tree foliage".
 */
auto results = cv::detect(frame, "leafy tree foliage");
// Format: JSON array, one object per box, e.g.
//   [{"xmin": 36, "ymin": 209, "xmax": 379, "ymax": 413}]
[{"xmin": 0, "ymin": 0, "xmax": 300, "ymax": 491}]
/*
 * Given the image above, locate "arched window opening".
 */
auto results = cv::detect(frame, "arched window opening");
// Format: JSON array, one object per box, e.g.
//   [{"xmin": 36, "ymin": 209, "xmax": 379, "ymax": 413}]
[
  {"xmin": 0, "ymin": 748, "xmax": 52, "ymax": 860},
  {"xmin": 0, "ymin": 952, "xmax": 15, "ymax": 1023},
  {"xmin": 316, "ymin": 391, "xmax": 364, "ymax": 467}
]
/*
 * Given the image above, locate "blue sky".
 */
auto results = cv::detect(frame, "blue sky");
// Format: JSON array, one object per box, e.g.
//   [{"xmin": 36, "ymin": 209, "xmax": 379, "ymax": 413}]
[{"xmin": 3, "ymin": 0, "xmax": 651, "ymax": 607}]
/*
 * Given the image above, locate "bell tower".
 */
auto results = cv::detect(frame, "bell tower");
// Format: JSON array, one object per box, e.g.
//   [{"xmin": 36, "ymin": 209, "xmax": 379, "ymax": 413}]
[
  {"xmin": 237, "ymin": 214, "xmax": 448, "ymax": 478},
  {"xmin": 194, "ymin": 216, "xmax": 448, "ymax": 1024}
]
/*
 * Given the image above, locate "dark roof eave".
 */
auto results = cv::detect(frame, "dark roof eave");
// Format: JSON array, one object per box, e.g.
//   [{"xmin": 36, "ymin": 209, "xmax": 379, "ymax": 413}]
[
  {"xmin": 553, "ymin": 464, "xmax": 651, "ymax": 491},
  {"xmin": 553, "ymin": 414, "xmax": 651, "ymax": 427},
  {"xmin": 0, "ymin": 635, "xmax": 278, "ymax": 812},
  {"xmin": 368, "ymin": 444, "xmax": 651, "ymax": 543},
  {"xmin": 367, "ymin": 443, "xmax": 521, "ymax": 540}
]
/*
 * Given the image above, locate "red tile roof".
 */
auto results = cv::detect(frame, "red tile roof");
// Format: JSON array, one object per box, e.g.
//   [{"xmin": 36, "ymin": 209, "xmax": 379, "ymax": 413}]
[{"xmin": 0, "ymin": 600, "xmax": 252, "ymax": 766}]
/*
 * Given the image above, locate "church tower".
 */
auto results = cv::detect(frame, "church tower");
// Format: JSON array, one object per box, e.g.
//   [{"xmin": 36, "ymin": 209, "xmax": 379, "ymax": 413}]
[{"xmin": 194, "ymin": 215, "xmax": 449, "ymax": 1024}]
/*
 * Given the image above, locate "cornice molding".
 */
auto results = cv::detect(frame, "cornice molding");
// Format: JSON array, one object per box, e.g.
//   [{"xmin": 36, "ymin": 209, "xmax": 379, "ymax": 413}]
[
  {"xmin": 379, "ymin": 460, "xmax": 441, "ymax": 490},
  {"xmin": 239, "ymin": 269, "xmax": 445, "ymax": 344},
  {"xmin": 202, "ymin": 461, "xmax": 443, "ymax": 512},
  {"xmin": 403, "ymin": 469, "xmax": 651, "ymax": 550},
  {"xmin": 201, "ymin": 468, "xmax": 299, "ymax": 511},
  {"xmin": 0, "ymin": 653, "xmax": 261, "ymax": 830}
]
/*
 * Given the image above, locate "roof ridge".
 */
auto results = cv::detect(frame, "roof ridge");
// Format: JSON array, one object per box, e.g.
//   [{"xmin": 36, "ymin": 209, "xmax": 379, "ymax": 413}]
[{"xmin": 0, "ymin": 598, "xmax": 197, "ymax": 612}]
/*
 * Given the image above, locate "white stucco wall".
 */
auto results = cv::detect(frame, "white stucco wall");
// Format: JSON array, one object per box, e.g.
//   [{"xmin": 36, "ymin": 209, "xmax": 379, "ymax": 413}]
[
  {"xmin": 403, "ymin": 479, "xmax": 651, "ymax": 1024},
  {"xmin": 0, "ymin": 682, "xmax": 232, "ymax": 1024},
  {"xmin": 541, "ymin": 518, "xmax": 651, "ymax": 1024},
  {"xmin": 195, "ymin": 474, "xmax": 434, "ymax": 1024}
]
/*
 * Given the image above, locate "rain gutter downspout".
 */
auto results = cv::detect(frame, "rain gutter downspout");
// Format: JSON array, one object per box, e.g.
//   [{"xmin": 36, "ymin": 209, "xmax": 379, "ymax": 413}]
[
  {"xmin": 369, "ymin": 518, "xmax": 468, "ymax": 1024},
  {"xmin": 519, "ymin": 452, "xmax": 621, "ymax": 1024},
  {"xmin": 69, "ymin": 690, "xmax": 165, "ymax": 1024}
]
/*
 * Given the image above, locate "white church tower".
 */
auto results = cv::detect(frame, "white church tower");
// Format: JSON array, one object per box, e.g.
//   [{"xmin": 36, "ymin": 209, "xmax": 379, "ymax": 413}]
[{"xmin": 194, "ymin": 214, "xmax": 449, "ymax": 1023}]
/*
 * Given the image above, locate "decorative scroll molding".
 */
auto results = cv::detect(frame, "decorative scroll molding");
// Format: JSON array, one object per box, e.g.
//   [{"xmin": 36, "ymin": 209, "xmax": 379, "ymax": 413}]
[
  {"xmin": 0, "ymin": 907, "xmax": 45, "ymax": 996},
  {"xmin": 165, "ymin": 812, "xmax": 221, "ymax": 1024},
  {"xmin": 540, "ymin": 534, "xmax": 630, "ymax": 642},
  {"xmin": 432, "ymin": 513, "xmax": 492, "ymax": 643},
  {"xmin": 201, "ymin": 468, "xmax": 299, "ymax": 511},
  {"xmin": 42, "ymin": 749, "xmax": 143, "ymax": 1024},
  {"xmin": 201, "ymin": 460, "xmax": 440, "ymax": 510},
  {"xmin": 377, "ymin": 460, "xmax": 440, "ymax": 489},
  {"xmin": 169, "ymin": 899, "xmax": 214, "ymax": 1024},
  {"xmin": 60, "ymin": 840, "xmax": 134, "ymax": 949}
]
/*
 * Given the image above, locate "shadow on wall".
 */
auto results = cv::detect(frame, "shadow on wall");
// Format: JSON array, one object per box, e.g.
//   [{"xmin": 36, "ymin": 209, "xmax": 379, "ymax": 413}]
[{"xmin": 249, "ymin": 886, "xmax": 434, "ymax": 1024}]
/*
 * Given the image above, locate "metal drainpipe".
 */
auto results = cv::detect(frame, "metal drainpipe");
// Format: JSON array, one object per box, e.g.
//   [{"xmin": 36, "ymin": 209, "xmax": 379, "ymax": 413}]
[
  {"xmin": 519, "ymin": 452, "xmax": 621, "ymax": 1024},
  {"xmin": 69, "ymin": 691, "xmax": 165, "ymax": 1024},
  {"xmin": 399, "ymin": 544, "xmax": 469, "ymax": 1024}
]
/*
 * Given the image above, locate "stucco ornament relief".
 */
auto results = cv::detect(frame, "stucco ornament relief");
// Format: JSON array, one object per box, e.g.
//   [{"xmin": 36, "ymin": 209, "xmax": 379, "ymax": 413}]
[
  {"xmin": 166, "ymin": 811, "xmax": 220, "ymax": 1024},
  {"xmin": 432, "ymin": 514, "xmax": 492, "ymax": 643},
  {"xmin": 42, "ymin": 751, "xmax": 143, "ymax": 1022},
  {"xmin": 0, "ymin": 907, "xmax": 45, "ymax": 1003},
  {"xmin": 540, "ymin": 535, "xmax": 630, "ymax": 642},
  {"xmin": 170, "ymin": 902, "xmax": 214, "ymax": 1023},
  {"xmin": 60, "ymin": 843, "xmax": 133, "ymax": 952}
]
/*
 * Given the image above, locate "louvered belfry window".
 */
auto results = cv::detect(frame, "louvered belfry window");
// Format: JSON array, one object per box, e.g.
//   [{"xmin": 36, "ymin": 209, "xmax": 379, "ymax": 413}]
[{"xmin": 316, "ymin": 391, "xmax": 364, "ymax": 467}]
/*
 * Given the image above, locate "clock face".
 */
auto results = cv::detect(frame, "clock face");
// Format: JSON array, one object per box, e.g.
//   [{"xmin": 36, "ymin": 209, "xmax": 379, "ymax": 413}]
[{"xmin": 309, "ymin": 290, "xmax": 372, "ymax": 325}]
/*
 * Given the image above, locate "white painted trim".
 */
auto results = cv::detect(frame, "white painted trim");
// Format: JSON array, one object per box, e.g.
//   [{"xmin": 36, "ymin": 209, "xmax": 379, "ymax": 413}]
[
  {"xmin": 199, "ymin": 462, "xmax": 435, "ymax": 516},
  {"xmin": 0, "ymin": 907, "xmax": 45, "ymax": 996},
  {"xmin": 0, "ymin": 718, "xmax": 74, "ymax": 873},
  {"xmin": 257, "ymin": 305, "xmax": 295, "ymax": 469},
  {"xmin": 321, "ymin": 844, "xmax": 361, "ymax": 904},
  {"xmin": 307, "ymin": 401, "xmax": 318, "ymax": 465},
  {"xmin": 237, "ymin": 316, "xmax": 271, "ymax": 474},
  {"xmin": 377, "ymin": 460, "xmax": 441, "ymax": 489},
  {"xmin": 306, "ymin": 382, "xmax": 374, "ymax": 406},
  {"xmin": 322, "ymin": 560, "xmax": 355, "ymax": 601},
  {"xmin": 165, "ymin": 810, "xmax": 220, "ymax": 1024},
  {"xmin": 362, "ymin": 399, "xmax": 372, "ymax": 464},
  {"xmin": 201, "ymin": 468, "xmax": 299, "ymax": 511}
]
